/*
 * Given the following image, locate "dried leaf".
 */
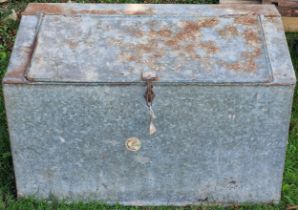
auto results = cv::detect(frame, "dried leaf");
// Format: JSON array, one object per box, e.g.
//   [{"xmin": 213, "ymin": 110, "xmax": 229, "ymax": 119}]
[{"xmin": 5, "ymin": 9, "xmax": 18, "ymax": 21}]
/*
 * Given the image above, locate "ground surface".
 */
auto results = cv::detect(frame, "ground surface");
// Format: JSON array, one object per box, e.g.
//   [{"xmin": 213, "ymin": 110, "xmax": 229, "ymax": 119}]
[{"xmin": 0, "ymin": 1, "xmax": 297, "ymax": 209}]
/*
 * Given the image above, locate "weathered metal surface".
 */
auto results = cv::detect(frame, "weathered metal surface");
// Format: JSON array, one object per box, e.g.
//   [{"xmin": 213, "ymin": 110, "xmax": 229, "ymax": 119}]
[
  {"xmin": 3, "ymin": 3, "xmax": 296, "ymax": 205},
  {"xmin": 26, "ymin": 14, "xmax": 272, "ymax": 83},
  {"xmin": 22, "ymin": 3, "xmax": 280, "ymax": 16},
  {"xmin": 3, "ymin": 4, "xmax": 295, "ymax": 85},
  {"xmin": 4, "ymin": 85, "xmax": 295, "ymax": 204}
]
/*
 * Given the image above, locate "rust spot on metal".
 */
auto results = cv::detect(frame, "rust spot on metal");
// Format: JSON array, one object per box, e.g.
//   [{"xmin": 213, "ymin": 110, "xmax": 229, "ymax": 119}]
[
  {"xmin": 108, "ymin": 18, "xmax": 222, "ymax": 72},
  {"xmin": 118, "ymin": 53, "xmax": 137, "ymax": 62},
  {"xmin": 164, "ymin": 40, "xmax": 178, "ymax": 48},
  {"xmin": 23, "ymin": 5, "xmax": 119, "ymax": 16},
  {"xmin": 242, "ymin": 48, "xmax": 261, "ymax": 58},
  {"xmin": 199, "ymin": 18, "xmax": 219, "ymax": 28},
  {"xmin": 125, "ymin": 27, "xmax": 144, "ymax": 37},
  {"xmin": 161, "ymin": 19, "xmax": 219, "ymax": 52},
  {"xmin": 23, "ymin": 4, "xmax": 63, "ymax": 15},
  {"xmin": 3, "ymin": 13, "xmax": 42, "ymax": 84},
  {"xmin": 234, "ymin": 17, "xmax": 258, "ymax": 25},
  {"xmin": 22, "ymin": 3, "xmax": 281, "ymax": 17},
  {"xmin": 23, "ymin": 3, "xmax": 155, "ymax": 16},
  {"xmin": 219, "ymin": 27, "xmax": 261, "ymax": 72},
  {"xmin": 224, "ymin": 63, "xmax": 242, "ymax": 72},
  {"xmin": 136, "ymin": 42, "xmax": 157, "ymax": 54},
  {"xmin": 127, "ymin": 55, "xmax": 137, "ymax": 62},
  {"xmin": 4, "ymin": 64, "xmax": 28, "ymax": 83},
  {"xmin": 246, "ymin": 58, "xmax": 257, "ymax": 72},
  {"xmin": 151, "ymin": 52, "xmax": 164, "ymax": 59},
  {"xmin": 218, "ymin": 26, "xmax": 239, "ymax": 38},
  {"xmin": 184, "ymin": 44, "xmax": 199, "ymax": 59},
  {"xmin": 124, "ymin": 8, "xmax": 154, "ymax": 16},
  {"xmin": 183, "ymin": 21, "xmax": 201, "ymax": 33},
  {"xmin": 78, "ymin": 9, "xmax": 118, "ymax": 15},
  {"xmin": 217, "ymin": 4, "xmax": 280, "ymax": 17},
  {"xmin": 5, "ymin": 64, "xmax": 26, "ymax": 78},
  {"xmin": 242, "ymin": 48, "xmax": 261, "ymax": 72},
  {"xmin": 244, "ymin": 29, "xmax": 260, "ymax": 45},
  {"xmin": 266, "ymin": 16, "xmax": 279, "ymax": 23},
  {"xmin": 200, "ymin": 41, "xmax": 219, "ymax": 55},
  {"xmin": 67, "ymin": 40, "xmax": 78, "ymax": 49},
  {"xmin": 175, "ymin": 23, "xmax": 198, "ymax": 41},
  {"xmin": 176, "ymin": 18, "xmax": 219, "ymax": 41},
  {"xmin": 150, "ymin": 28, "xmax": 172, "ymax": 37},
  {"xmin": 222, "ymin": 46, "xmax": 261, "ymax": 73}
]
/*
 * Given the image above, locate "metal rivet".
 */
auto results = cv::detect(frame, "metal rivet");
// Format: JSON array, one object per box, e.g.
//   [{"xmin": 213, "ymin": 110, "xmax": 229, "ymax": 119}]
[{"xmin": 125, "ymin": 137, "xmax": 141, "ymax": 152}]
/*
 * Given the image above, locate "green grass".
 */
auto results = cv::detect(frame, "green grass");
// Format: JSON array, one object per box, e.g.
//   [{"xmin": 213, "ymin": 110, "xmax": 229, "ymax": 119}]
[
  {"xmin": 0, "ymin": 1, "xmax": 298, "ymax": 209},
  {"xmin": 283, "ymin": 33, "xmax": 298, "ymax": 207}
]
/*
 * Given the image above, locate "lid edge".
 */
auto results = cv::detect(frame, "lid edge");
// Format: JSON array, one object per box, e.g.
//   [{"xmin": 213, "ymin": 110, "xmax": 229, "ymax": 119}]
[{"xmin": 22, "ymin": 3, "xmax": 281, "ymax": 17}]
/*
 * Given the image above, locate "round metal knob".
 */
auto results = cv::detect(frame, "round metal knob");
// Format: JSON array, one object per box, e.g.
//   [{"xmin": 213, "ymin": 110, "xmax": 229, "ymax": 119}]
[{"xmin": 125, "ymin": 137, "xmax": 141, "ymax": 151}]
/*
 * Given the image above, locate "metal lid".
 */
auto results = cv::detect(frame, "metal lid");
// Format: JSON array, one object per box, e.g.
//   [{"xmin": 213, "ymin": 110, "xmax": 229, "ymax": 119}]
[{"xmin": 25, "ymin": 4, "xmax": 274, "ymax": 84}]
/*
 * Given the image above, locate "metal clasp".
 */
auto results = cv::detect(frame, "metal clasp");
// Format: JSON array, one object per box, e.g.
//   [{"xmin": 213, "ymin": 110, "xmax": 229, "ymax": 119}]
[
  {"xmin": 141, "ymin": 72, "xmax": 158, "ymax": 135},
  {"xmin": 142, "ymin": 72, "xmax": 158, "ymax": 106}
]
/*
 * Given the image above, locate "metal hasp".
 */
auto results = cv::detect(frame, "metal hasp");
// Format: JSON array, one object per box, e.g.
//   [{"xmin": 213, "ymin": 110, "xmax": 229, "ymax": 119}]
[
  {"xmin": 3, "ymin": 3, "xmax": 296, "ymax": 205},
  {"xmin": 142, "ymin": 72, "xmax": 158, "ymax": 135},
  {"xmin": 142, "ymin": 71, "xmax": 158, "ymax": 106},
  {"xmin": 145, "ymin": 80, "xmax": 154, "ymax": 105}
]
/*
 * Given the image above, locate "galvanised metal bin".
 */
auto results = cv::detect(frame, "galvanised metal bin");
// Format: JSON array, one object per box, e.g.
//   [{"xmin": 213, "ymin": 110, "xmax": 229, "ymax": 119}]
[{"xmin": 3, "ymin": 3, "xmax": 296, "ymax": 205}]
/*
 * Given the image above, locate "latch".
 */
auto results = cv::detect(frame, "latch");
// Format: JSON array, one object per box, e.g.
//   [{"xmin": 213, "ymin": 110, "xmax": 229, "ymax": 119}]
[{"xmin": 142, "ymin": 72, "xmax": 158, "ymax": 135}]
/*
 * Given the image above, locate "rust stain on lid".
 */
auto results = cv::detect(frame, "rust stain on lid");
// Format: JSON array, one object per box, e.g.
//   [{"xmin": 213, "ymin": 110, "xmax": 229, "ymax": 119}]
[
  {"xmin": 234, "ymin": 16, "xmax": 258, "ymax": 25},
  {"xmin": 7, "ymin": 4, "xmax": 278, "ymax": 84},
  {"xmin": 4, "ymin": 64, "xmax": 28, "ymax": 83},
  {"xmin": 77, "ymin": 9, "xmax": 118, "ymax": 15},
  {"xmin": 22, "ymin": 4, "xmax": 64, "ymax": 15},
  {"xmin": 244, "ymin": 29, "xmax": 260, "ymax": 45},
  {"xmin": 109, "ymin": 18, "xmax": 221, "ymax": 72},
  {"xmin": 218, "ymin": 26, "xmax": 239, "ymax": 38},
  {"xmin": 217, "ymin": 4, "xmax": 280, "ymax": 17},
  {"xmin": 124, "ymin": 8, "xmax": 154, "ymax": 16},
  {"xmin": 22, "ymin": 3, "xmax": 280, "ymax": 17},
  {"xmin": 22, "ymin": 3, "xmax": 154, "ymax": 16}
]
